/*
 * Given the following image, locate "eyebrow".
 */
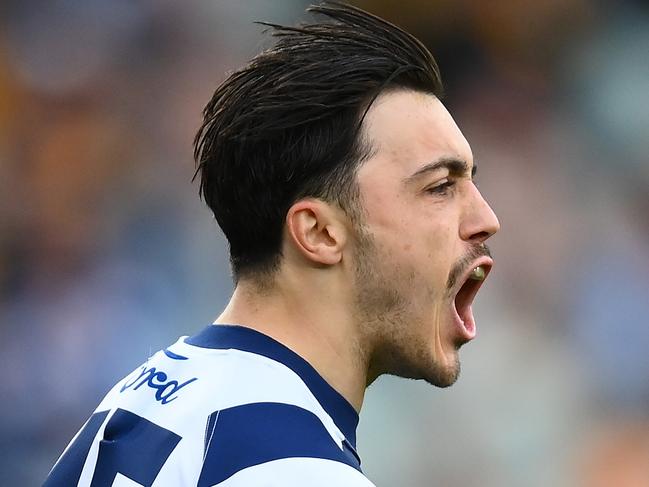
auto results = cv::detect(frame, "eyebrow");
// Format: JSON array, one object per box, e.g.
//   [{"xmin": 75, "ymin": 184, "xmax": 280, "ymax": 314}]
[{"xmin": 403, "ymin": 157, "xmax": 477, "ymax": 184}]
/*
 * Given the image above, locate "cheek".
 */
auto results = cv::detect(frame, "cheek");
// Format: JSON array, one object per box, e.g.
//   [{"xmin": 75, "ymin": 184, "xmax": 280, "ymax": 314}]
[
  {"xmin": 408, "ymin": 228, "xmax": 455, "ymax": 289},
  {"xmin": 363, "ymin": 194, "xmax": 458, "ymax": 289},
  {"xmin": 371, "ymin": 227, "xmax": 453, "ymax": 298},
  {"xmin": 424, "ymin": 221, "xmax": 457, "ymax": 275}
]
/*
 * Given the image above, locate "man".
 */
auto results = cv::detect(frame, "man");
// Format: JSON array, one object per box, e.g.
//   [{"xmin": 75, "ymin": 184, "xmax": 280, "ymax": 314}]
[{"xmin": 44, "ymin": 2, "xmax": 499, "ymax": 486}]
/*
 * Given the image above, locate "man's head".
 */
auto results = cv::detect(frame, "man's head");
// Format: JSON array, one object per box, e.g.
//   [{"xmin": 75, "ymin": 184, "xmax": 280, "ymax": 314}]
[
  {"xmin": 194, "ymin": 2, "xmax": 442, "ymax": 281},
  {"xmin": 195, "ymin": 2, "xmax": 500, "ymax": 387}
]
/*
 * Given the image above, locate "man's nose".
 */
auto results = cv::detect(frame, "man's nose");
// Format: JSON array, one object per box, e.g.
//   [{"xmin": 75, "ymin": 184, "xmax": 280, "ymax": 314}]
[{"xmin": 459, "ymin": 183, "xmax": 500, "ymax": 244}]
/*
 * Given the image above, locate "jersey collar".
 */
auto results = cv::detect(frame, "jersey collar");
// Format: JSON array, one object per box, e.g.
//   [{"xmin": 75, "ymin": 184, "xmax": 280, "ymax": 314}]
[{"xmin": 184, "ymin": 324, "xmax": 360, "ymax": 449}]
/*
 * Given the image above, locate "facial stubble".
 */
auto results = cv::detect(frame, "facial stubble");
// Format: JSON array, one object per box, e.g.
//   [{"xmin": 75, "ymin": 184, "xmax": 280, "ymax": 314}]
[{"xmin": 351, "ymin": 224, "xmax": 461, "ymax": 388}]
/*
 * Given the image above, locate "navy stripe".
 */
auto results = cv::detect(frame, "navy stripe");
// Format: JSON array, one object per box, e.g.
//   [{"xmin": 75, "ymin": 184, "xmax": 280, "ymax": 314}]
[
  {"xmin": 197, "ymin": 402, "xmax": 360, "ymax": 486},
  {"xmin": 185, "ymin": 325, "xmax": 360, "ymax": 449},
  {"xmin": 43, "ymin": 410, "xmax": 110, "ymax": 486},
  {"xmin": 91, "ymin": 408, "xmax": 181, "ymax": 486},
  {"xmin": 163, "ymin": 349, "xmax": 188, "ymax": 360}
]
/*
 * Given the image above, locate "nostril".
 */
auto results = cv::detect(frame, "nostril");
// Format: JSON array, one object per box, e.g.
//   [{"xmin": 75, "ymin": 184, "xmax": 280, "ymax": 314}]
[{"xmin": 470, "ymin": 230, "xmax": 491, "ymax": 243}]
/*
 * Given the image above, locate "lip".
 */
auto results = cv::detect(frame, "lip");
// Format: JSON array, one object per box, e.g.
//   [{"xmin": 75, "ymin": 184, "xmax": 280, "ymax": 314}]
[{"xmin": 451, "ymin": 256, "xmax": 494, "ymax": 342}]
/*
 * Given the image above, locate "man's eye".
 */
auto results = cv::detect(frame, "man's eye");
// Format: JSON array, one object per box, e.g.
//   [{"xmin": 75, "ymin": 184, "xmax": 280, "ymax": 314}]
[{"xmin": 426, "ymin": 181, "xmax": 455, "ymax": 195}]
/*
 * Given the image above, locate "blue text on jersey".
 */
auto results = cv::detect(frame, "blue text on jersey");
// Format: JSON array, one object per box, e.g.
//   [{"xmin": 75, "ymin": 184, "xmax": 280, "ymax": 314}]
[{"xmin": 120, "ymin": 365, "xmax": 197, "ymax": 404}]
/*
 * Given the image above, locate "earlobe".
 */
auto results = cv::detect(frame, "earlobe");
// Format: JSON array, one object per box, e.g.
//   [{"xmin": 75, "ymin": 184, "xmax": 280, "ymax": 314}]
[{"xmin": 286, "ymin": 200, "xmax": 345, "ymax": 266}]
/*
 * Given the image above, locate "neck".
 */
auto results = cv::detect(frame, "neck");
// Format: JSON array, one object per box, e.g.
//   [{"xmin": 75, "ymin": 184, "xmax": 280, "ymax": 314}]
[{"xmin": 215, "ymin": 270, "xmax": 368, "ymax": 412}]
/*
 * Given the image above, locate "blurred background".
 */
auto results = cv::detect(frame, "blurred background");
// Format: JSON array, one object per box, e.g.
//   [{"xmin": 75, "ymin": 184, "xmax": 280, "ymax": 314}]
[{"xmin": 1, "ymin": 1, "xmax": 648, "ymax": 485}]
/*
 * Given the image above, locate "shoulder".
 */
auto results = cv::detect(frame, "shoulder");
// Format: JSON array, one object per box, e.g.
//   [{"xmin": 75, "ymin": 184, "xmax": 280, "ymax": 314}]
[
  {"xmin": 197, "ymin": 401, "xmax": 364, "ymax": 486},
  {"xmin": 45, "ymin": 330, "xmax": 372, "ymax": 486}
]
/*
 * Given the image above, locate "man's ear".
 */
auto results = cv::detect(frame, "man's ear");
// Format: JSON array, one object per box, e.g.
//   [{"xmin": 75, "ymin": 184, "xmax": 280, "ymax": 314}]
[{"xmin": 285, "ymin": 199, "xmax": 347, "ymax": 266}]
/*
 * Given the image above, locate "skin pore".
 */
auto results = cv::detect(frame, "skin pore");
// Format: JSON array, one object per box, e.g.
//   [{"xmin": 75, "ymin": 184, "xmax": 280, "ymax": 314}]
[{"xmin": 216, "ymin": 89, "xmax": 500, "ymax": 412}]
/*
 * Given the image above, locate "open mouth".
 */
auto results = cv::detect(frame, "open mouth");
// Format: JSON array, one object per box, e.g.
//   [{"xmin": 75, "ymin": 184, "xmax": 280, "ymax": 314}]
[{"xmin": 452, "ymin": 258, "xmax": 493, "ymax": 340}]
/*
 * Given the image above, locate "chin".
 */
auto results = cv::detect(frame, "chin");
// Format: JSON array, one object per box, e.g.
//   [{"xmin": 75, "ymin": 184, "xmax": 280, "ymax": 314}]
[
  {"xmin": 387, "ymin": 351, "xmax": 461, "ymax": 387},
  {"xmin": 426, "ymin": 372, "xmax": 459, "ymax": 388},
  {"xmin": 422, "ymin": 354, "xmax": 461, "ymax": 388}
]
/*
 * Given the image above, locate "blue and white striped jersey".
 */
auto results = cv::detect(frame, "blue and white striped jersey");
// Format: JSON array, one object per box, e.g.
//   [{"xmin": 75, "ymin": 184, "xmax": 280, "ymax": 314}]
[{"xmin": 44, "ymin": 324, "xmax": 376, "ymax": 486}]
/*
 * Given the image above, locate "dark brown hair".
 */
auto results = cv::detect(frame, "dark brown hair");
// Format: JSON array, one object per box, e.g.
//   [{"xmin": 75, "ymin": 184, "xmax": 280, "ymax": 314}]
[{"xmin": 194, "ymin": 2, "xmax": 443, "ymax": 282}]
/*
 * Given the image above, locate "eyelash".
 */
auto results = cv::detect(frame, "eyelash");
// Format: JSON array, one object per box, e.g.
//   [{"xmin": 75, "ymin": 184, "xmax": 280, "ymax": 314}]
[
  {"xmin": 425, "ymin": 177, "xmax": 479, "ymax": 196},
  {"xmin": 426, "ymin": 180, "xmax": 456, "ymax": 195}
]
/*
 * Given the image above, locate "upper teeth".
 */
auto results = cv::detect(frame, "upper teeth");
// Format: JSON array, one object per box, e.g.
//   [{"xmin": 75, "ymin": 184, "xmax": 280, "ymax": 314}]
[{"xmin": 469, "ymin": 265, "xmax": 486, "ymax": 281}]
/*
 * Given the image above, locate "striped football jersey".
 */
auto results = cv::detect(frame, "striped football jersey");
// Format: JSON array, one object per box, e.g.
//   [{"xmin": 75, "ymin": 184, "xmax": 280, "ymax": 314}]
[{"xmin": 44, "ymin": 324, "xmax": 376, "ymax": 486}]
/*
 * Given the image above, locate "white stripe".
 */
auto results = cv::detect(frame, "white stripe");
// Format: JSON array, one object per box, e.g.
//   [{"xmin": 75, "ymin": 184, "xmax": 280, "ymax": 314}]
[
  {"xmin": 203, "ymin": 410, "xmax": 220, "ymax": 463},
  {"xmin": 213, "ymin": 457, "xmax": 376, "ymax": 487}
]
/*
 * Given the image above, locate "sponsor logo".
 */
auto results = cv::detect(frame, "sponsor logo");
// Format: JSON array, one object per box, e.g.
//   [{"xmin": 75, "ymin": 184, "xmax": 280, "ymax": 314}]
[{"xmin": 120, "ymin": 365, "xmax": 197, "ymax": 404}]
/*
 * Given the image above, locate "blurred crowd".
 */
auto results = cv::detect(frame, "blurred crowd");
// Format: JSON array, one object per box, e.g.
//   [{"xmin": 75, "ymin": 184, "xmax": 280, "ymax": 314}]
[{"xmin": 1, "ymin": 1, "xmax": 648, "ymax": 485}]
